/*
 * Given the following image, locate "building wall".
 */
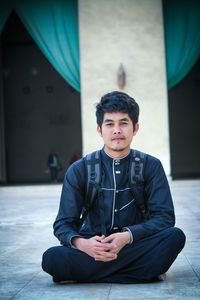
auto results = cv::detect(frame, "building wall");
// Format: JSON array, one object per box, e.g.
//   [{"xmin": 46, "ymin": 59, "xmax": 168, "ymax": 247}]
[
  {"xmin": 0, "ymin": 43, "xmax": 6, "ymax": 182},
  {"xmin": 78, "ymin": 0, "xmax": 170, "ymax": 174}
]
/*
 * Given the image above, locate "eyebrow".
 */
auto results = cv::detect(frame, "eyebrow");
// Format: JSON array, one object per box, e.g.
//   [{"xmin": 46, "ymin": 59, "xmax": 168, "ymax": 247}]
[{"xmin": 104, "ymin": 117, "xmax": 129, "ymax": 123}]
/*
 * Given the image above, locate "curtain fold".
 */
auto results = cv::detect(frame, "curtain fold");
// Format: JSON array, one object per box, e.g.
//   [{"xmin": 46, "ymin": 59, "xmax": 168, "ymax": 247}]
[
  {"xmin": 163, "ymin": 0, "xmax": 200, "ymax": 89},
  {"xmin": 2, "ymin": 1, "xmax": 200, "ymax": 91},
  {"xmin": 15, "ymin": 0, "xmax": 80, "ymax": 92},
  {"xmin": 0, "ymin": 2, "xmax": 13, "ymax": 33}
]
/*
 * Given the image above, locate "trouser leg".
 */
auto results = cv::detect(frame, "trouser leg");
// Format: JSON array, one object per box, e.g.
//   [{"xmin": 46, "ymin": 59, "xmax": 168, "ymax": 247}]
[
  {"xmin": 42, "ymin": 227, "xmax": 185, "ymax": 283},
  {"xmin": 103, "ymin": 227, "xmax": 186, "ymax": 283}
]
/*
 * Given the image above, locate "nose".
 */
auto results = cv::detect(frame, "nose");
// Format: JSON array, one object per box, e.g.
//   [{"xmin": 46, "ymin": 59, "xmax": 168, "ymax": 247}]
[{"xmin": 113, "ymin": 124, "xmax": 121, "ymax": 134}]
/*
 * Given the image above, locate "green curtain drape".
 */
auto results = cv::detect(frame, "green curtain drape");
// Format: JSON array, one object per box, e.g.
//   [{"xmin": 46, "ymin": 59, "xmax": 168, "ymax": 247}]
[
  {"xmin": 15, "ymin": 0, "xmax": 80, "ymax": 91},
  {"xmin": 163, "ymin": 0, "xmax": 200, "ymax": 89},
  {"xmin": 1, "ymin": 0, "xmax": 200, "ymax": 91},
  {"xmin": 0, "ymin": 2, "xmax": 13, "ymax": 32}
]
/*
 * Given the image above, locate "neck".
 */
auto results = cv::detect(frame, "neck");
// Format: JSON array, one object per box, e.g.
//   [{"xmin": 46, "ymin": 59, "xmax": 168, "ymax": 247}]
[{"xmin": 104, "ymin": 147, "xmax": 131, "ymax": 159}]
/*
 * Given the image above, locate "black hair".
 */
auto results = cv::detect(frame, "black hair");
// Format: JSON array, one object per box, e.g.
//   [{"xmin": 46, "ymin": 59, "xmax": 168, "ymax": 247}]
[{"xmin": 96, "ymin": 91, "xmax": 139, "ymax": 127}]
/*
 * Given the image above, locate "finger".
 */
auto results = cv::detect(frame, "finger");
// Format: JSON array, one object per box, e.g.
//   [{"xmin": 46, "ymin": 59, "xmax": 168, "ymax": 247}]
[
  {"xmin": 93, "ymin": 245, "xmax": 112, "ymax": 254},
  {"xmin": 98, "ymin": 240, "xmax": 118, "ymax": 251},
  {"xmin": 101, "ymin": 234, "xmax": 115, "ymax": 243},
  {"xmin": 94, "ymin": 253, "xmax": 117, "ymax": 261},
  {"xmin": 95, "ymin": 253, "xmax": 117, "ymax": 261},
  {"xmin": 94, "ymin": 248, "xmax": 117, "ymax": 257},
  {"xmin": 94, "ymin": 243, "xmax": 114, "ymax": 253},
  {"xmin": 94, "ymin": 257, "xmax": 116, "ymax": 262},
  {"xmin": 93, "ymin": 235, "xmax": 104, "ymax": 242}
]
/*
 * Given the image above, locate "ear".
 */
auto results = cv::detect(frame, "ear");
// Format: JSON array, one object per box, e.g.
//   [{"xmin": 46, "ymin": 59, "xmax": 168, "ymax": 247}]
[
  {"xmin": 133, "ymin": 123, "xmax": 139, "ymax": 136},
  {"xmin": 97, "ymin": 125, "xmax": 102, "ymax": 136}
]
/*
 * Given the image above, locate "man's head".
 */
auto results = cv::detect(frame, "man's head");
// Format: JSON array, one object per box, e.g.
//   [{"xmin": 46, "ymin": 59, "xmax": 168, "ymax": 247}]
[
  {"xmin": 96, "ymin": 91, "xmax": 139, "ymax": 129},
  {"xmin": 96, "ymin": 91, "xmax": 140, "ymax": 158}
]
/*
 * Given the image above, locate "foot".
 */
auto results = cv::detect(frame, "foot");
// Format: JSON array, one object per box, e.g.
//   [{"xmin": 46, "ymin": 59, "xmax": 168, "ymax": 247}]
[
  {"xmin": 157, "ymin": 273, "xmax": 166, "ymax": 281},
  {"xmin": 52, "ymin": 277, "xmax": 76, "ymax": 284}
]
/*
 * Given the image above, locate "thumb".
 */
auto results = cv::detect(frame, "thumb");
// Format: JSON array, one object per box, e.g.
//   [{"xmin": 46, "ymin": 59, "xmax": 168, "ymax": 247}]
[
  {"xmin": 101, "ymin": 234, "xmax": 114, "ymax": 243},
  {"xmin": 94, "ymin": 235, "xmax": 105, "ymax": 242}
]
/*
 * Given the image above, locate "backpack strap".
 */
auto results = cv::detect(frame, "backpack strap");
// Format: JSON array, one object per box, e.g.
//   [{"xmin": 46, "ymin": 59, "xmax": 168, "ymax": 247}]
[
  {"xmin": 130, "ymin": 149, "xmax": 146, "ymax": 184},
  {"xmin": 83, "ymin": 150, "xmax": 107, "ymax": 235},
  {"xmin": 130, "ymin": 150, "xmax": 149, "ymax": 220},
  {"xmin": 83, "ymin": 150, "xmax": 101, "ymax": 213},
  {"xmin": 85, "ymin": 150, "xmax": 101, "ymax": 198}
]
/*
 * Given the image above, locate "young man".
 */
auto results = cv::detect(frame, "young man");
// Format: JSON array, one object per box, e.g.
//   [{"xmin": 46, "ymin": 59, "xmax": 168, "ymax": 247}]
[{"xmin": 42, "ymin": 91, "xmax": 185, "ymax": 283}]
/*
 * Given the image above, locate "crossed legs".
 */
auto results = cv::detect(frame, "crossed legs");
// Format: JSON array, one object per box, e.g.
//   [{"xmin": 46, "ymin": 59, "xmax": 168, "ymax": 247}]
[{"xmin": 42, "ymin": 227, "xmax": 186, "ymax": 283}]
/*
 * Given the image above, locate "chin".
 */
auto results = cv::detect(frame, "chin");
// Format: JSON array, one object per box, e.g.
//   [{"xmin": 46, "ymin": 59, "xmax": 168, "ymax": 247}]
[{"xmin": 111, "ymin": 147, "xmax": 126, "ymax": 152}]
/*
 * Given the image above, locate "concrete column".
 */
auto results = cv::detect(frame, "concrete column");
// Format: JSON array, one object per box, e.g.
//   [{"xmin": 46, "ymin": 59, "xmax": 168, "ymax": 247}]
[{"xmin": 78, "ymin": 0, "xmax": 170, "ymax": 174}]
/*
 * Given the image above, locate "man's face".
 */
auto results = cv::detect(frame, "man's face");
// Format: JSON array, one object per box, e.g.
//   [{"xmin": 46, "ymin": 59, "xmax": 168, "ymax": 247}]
[{"xmin": 97, "ymin": 112, "xmax": 139, "ymax": 158}]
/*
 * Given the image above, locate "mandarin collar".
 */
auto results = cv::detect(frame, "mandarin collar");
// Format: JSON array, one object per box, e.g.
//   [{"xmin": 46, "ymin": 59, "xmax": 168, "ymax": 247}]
[{"xmin": 101, "ymin": 147, "xmax": 131, "ymax": 164}]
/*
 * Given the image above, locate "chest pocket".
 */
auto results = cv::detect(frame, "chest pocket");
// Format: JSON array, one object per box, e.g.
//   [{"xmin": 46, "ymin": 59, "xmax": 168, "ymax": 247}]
[{"xmin": 114, "ymin": 189, "xmax": 137, "ymax": 228}]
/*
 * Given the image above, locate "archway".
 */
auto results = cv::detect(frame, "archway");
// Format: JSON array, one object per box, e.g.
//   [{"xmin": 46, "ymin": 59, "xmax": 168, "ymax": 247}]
[{"xmin": 0, "ymin": 12, "xmax": 82, "ymax": 183}]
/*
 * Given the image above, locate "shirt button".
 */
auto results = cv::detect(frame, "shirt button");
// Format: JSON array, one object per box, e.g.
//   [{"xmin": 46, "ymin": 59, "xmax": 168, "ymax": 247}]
[{"xmin": 115, "ymin": 209, "xmax": 118, "ymax": 212}]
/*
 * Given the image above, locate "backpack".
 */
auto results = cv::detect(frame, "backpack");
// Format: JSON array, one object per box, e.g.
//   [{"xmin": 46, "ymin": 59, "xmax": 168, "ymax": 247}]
[{"xmin": 83, "ymin": 149, "xmax": 149, "ymax": 222}]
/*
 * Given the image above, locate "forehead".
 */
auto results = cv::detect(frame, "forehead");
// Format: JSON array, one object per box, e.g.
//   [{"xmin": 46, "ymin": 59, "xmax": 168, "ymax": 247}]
[{"xmin": 103, "ymin": 112, "xmax": 131, "ymax": 122}]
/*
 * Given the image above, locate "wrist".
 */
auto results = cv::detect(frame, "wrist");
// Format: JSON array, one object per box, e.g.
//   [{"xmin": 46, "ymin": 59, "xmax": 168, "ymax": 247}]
[
  {"xmin": 72, "ymin": 237, "xmax": 85, "ymax": 249},
  {"xmin": 122, "ymin": 231, "xmax": 131, "ymax": 244},
  {"xmin": 121, "ymin": 227, "xmax": 133, "ymax": 244}
]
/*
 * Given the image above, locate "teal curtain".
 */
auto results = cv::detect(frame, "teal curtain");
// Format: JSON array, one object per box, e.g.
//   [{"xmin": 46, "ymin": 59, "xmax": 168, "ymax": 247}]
[
  {"xmin": 163, "ymin": 0, "xmax": 200, "ymax": 89},
  {"xmin": 1, "ymin": 1, "xmax": 200, "ymax": 92},
  {"xmin": 0, "ymin": 2, "xmax": 13, "ymax": 32},
  {"xmin": 15, "ymin": 0, "xmax": 80, "ymax": 91}
]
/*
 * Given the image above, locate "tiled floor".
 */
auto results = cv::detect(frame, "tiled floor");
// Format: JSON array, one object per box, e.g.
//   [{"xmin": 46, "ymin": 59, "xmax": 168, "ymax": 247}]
[{"xmin": 0, "ymin": 180, "xmax": 200, "ymax": 300}]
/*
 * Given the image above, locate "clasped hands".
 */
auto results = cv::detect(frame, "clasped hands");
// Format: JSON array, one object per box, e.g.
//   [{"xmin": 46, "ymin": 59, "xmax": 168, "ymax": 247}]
[{"xmin": 72, "ymin": 231, "xmax": 131, "ymax": 262}]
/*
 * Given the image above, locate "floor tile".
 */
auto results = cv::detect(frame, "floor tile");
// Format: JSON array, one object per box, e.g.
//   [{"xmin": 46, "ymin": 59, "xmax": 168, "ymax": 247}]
[{"xmin": 0, "ymin": 181, "xmax": 200, "ymax": 300}]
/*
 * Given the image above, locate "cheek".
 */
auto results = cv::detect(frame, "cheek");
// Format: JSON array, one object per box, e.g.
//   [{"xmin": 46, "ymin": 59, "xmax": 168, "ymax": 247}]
[
  {"xmin": 101, "ymin": 131, "xmax": 111, "ymax": 141},
  {"xmin": 127, "ymin": 128, "xmax": 134, "ymax": 138}
]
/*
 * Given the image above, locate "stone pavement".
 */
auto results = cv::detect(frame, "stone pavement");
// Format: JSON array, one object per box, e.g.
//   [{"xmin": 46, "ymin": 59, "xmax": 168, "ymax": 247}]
[{"xmin": 0, "ymin": 180, "xmax": 200, "ymax": 300}]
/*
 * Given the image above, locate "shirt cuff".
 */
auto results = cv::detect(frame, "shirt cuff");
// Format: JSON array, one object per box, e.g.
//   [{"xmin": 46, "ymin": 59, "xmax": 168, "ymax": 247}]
[
  {"xmin": 69, "ymin": 235, "xmax": 82, "ymax": 248},
  {"xmin": 121, "ymin": 227, "xmax": 133, "ymax": 244}
]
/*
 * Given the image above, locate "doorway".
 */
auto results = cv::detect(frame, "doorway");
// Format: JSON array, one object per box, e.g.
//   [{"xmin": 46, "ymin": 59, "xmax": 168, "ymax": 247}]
[
  {"xmin": 168, "ymin": 58, "xmax": 200, "ymax": 179},
  {"xmin": 0, "ymin": 12, "xmax": 82, "ymax": 183}
]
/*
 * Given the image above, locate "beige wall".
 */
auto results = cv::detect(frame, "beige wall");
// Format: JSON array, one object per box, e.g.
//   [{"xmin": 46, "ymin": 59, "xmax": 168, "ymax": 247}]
[{"xmin": 78, "ymin": 0, "xmax": 170, "ymax": 174}]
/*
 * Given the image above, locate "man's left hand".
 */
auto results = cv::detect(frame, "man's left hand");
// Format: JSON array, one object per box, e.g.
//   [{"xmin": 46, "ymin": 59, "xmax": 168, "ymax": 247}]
[{"xmin": 93, "ymin": 231, "xmax": 131, "ymax": 262}]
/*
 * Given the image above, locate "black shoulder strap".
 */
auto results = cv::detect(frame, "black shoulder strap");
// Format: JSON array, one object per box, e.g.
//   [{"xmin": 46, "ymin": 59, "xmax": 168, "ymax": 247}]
[
  {"xmin": 84, "ymin": 150, "xmax": 107, "ymax": 235},
  {"xmin": 84, "ymin": 150, "xmax": 101, "ymax": 211},
  {"xmin": 130, "ymin": 150, "xmax": 149, "ymax": 220},
  {"xmin": 130, "ymin": 149, "xmax": 146, "ymax": 184}
]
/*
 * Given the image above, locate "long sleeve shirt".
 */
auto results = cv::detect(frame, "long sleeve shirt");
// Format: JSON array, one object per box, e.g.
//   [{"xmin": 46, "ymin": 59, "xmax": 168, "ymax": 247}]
[{"xmin": 53, "ymin": 149, "xmax": 175, "ymax": 246}]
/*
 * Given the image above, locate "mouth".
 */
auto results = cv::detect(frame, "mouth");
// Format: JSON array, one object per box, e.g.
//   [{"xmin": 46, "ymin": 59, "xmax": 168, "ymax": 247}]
[{"xmin": 111, "ymin": 137, "xmax": 125, "ymax": 142}]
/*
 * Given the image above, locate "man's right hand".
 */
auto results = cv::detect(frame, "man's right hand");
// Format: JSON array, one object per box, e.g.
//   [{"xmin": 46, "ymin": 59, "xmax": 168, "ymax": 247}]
[{"xmin": 72, "ymin": 236, "xmax": 118, "ymax": 262}]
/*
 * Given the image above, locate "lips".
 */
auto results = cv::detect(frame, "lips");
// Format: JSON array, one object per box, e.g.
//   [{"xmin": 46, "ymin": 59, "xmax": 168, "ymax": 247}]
[{"xmin": 111, "ymin": 136, "xmax": 125, "ymax": 141}]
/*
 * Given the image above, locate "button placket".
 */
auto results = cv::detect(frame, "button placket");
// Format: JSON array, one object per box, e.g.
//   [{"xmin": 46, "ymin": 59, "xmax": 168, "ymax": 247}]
[{"xmin": 112, "ymin": 158, "xmax": 122, "ymax": 230}]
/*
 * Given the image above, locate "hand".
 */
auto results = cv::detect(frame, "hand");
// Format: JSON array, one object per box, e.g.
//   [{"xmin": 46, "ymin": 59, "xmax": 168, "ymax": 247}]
[
  {"xmin": 100, "ymin": 231, "xmax": 131, "ymax": 255},
  {"xmin": 72, "ymin": 231, "xmax": 131, "ymax": 262},
  {"xmin": 72, "ymin": 235, "xmax": 117, "ymax": 262}
]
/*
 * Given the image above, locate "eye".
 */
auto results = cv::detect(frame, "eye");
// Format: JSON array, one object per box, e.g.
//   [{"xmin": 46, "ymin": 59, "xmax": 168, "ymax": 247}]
[{"xmin": 120, "ymin": 121, "xmax": 129, "ymax": 126}]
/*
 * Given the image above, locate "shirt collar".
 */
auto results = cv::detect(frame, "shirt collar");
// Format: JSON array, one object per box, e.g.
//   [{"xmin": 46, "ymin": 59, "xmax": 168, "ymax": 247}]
[{"xmin": 101, "ymin": 147, "xmax": 131, "ymax": 163}]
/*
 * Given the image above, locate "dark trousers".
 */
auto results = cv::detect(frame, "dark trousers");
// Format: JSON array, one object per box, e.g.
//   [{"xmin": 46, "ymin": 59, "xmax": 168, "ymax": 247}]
[
  {"xmin": 42, "ymin": 227, "xmax": 186, "ymax": 283},
  {"xmin": 50, "ymin": 167, "xmax": 58, "ymax": 182}
]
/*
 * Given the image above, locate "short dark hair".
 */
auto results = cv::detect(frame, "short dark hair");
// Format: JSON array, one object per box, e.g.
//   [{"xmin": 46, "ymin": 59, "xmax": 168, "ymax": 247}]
[{"xmin": 96, "ymin": 91, "xmax": 139, "ymax": 127}]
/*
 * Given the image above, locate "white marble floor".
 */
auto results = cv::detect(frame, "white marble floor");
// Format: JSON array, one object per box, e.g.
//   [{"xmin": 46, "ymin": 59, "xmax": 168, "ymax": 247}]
[{"xmin": 0, "ymin": 181, "xmax": 199, "ymax": 300}]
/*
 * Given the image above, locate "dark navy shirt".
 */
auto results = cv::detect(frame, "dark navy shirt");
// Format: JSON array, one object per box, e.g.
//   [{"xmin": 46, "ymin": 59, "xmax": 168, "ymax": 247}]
[{"xmin": 54, "ymin": 149, "xmax": 175, "ymax": 246}]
